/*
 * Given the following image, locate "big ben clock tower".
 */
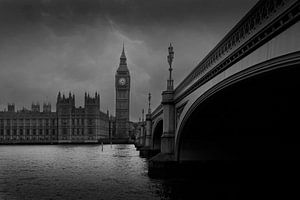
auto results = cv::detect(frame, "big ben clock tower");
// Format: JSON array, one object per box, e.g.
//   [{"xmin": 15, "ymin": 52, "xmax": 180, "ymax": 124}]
[{"xmin": 115, "ymin": 44, "xmax": 130, "ymax": 140}]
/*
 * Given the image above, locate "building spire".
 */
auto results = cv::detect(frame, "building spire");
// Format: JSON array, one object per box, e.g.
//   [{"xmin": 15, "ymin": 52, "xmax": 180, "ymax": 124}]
[
  {"xmin": 119, "ymin": 42, "xmax": 127, "ymax": 67},
  {"xmin": 121, "ymin": 42, "xmax": 126, "ymax": 59}
]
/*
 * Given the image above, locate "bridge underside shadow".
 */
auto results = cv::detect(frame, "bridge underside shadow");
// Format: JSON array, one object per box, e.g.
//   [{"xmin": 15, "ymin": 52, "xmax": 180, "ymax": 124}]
[
  {"xmin": 179, "ymin": 64, "xmax": 300, "ymax": 162},
  {"xmin": 174, "ymin": 65, "xmax": 300, "ymax": 199}
]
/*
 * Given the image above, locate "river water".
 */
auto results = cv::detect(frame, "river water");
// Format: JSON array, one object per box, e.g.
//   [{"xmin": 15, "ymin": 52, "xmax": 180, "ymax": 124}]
[{"xmin": 0, "ymin": 144, "xmax": 243, "ymax": 200}]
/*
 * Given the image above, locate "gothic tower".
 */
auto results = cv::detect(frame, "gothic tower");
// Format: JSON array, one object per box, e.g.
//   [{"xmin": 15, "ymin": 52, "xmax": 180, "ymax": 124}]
[
  {"xmin": 115, "ymin": 44, "xmax": 130, "ymax": 140},
  {"xmin": 56, "ymin": 92, "xmax": 75, "ymax": 142}
]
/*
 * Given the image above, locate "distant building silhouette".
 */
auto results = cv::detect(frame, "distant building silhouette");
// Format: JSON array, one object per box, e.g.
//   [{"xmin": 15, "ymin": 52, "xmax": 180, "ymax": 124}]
[
  {"xmin": 0, "ymin": 46, "xmax": 139, "ymax": 144},
  {"xmin": 0, "ymin": 92, "xmax": 111, "ymax": 144}
]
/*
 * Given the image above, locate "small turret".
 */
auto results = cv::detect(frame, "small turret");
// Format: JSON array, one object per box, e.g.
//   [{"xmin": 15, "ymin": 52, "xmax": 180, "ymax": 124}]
[
  {"xmin": 57, "ymin": 91, "xmax": 61, "ymax": 102},
  {"xmin": 84, "ymin": 92, "xmax": 100, "ymax": 111},
  {"xmin": 56, "ymin": 92, "xmax": 75, "ymax": 114},
  {"xmin": 7, "ymin": 103, "xmax": 15, "ymax": 112},
  {"xmin": 43, "ymin": 103, "xmax": 51, "ymax": 112},
  {"xmin": 31, "ymin": 103, "xmax": 40, "ymax": 112}
]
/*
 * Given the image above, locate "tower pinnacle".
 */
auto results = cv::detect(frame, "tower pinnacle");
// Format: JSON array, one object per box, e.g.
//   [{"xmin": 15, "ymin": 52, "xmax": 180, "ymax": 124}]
[
  {"xmin": 120, "ymin": 42, "xmax": 126, "ymax": 61},
  {"xmin": 118, "ymin": 43, "xmax": 128, "ymax": 71},
  {"xmin": 122, "ymin": 42, "xmax": 125, "ymax": 55}
]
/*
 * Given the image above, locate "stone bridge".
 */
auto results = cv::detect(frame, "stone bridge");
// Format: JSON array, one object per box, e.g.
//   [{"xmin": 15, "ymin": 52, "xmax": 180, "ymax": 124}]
[{"xmin": 135, "ymin": 0, "xmax": 300, "ymax": 176}]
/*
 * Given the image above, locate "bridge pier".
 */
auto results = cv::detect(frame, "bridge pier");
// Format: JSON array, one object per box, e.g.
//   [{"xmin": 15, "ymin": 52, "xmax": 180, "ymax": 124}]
[
  {"xmin": 139, "ymin": 113, "xmax": 160, "ymax": 157},
  {"xmin": 144, "ymin": 114, "xmax": 152, "ymax": 147},
  {"xmin": 161, "ymin": 90, "xmax": 175, "ymax": 154},
  {"xmin": 148, "ymin": 90, "xmax": 177, "ymax": 176},
  {"xmin": 137, "ymin": 123, "xmax": 144, "ymax": 150},
  {"xmin": 134, "ymin": 124, "xmax": 143, "ymax": 150}
]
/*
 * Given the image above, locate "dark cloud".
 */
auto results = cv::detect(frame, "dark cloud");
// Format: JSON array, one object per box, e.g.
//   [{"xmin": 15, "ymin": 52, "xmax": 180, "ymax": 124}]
[
  {"xmin": 0, "ymin": 0, "xmax": 255, "ymax": 29},
  {"xmin": 0, "ymin": 0, "xmax": 258, "ymax": 121}
]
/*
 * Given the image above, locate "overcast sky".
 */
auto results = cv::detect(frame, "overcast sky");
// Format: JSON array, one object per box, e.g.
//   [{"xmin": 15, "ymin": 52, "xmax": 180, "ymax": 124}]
[{"xmin": 0, "ymin": 0, "xmax": 257, "ymax": 121}]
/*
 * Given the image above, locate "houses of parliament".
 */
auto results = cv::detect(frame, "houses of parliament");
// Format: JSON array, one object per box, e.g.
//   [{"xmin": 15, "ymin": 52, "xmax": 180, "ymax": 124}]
[{"xmin": 0, "ymin": 46, "xmax": 134, "ymax": 144}]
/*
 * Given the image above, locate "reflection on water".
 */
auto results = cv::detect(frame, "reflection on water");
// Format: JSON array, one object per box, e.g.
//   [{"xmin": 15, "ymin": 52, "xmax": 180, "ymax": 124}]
[{"xmin": 0, "ymin": 145, "xmax": 238, "ymax": 200}]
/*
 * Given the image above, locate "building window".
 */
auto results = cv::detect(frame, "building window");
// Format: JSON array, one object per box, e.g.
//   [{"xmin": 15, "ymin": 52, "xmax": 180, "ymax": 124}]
[
  {"xmin": 52, "ymin": 129, "xmax": 56, "ymax": 135},
  {"xmin": 19, "ymin": 129, "xmax": 23, "ymax": 135},
  {"xmin": 62, "ymin": 119, "xmax": 67, "ymax": 125},
  {"xmin": 0, "ymin": 129, "xmax": 3, "ymax": 136},
  {"xmin": 33, "ymin": 129, "xmax": 36, "ymax": 135},
  {"xmin": 46, "ymin": 129, "xmax": 49, "ymax": 135},
  {"xmin": 13, "ymin": 129, "xmax": 17, "ymax": 135},
  {"xmin": 26, "ymin": 129, "xmax": 30, "ymax": 135},
  {"xmin": 39, "ymin": 129, "xmax": 43, "ymax": 135},
  {"xmin": 88, "ymin": 119, "xmax": 93, "ymax": 125}
]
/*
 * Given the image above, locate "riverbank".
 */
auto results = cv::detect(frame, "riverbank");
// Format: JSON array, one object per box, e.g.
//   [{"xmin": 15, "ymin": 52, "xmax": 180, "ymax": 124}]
[{"xmin": 0, "ymin": 139, "xmax": 134, "ymax": 145}]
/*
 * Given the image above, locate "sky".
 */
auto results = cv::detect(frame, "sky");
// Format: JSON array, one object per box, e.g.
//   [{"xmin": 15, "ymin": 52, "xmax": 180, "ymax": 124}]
[{"xmin": 0, "ymin": 0, "xmax": 257, "ymax": 121}]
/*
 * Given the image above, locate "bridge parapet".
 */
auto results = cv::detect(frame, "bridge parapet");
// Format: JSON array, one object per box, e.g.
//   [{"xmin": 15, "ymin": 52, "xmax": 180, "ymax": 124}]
[
  {"xmin": 174, "ymin": 0, "xmax": 299, "ymax": 101},
  {"xmin": 151, "ymin": 104, "xmax": 163, "ymax": 121}
]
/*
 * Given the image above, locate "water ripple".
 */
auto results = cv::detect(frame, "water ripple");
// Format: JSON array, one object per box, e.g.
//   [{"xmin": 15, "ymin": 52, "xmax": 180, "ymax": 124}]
[{"xmin": 0, "ymin": 145, "xmax": 162, "ymax": 200}]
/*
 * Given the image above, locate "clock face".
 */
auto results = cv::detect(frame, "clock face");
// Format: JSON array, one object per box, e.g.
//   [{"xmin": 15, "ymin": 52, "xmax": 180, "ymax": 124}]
[{"xmin": 118, "ymin": 78, "xmax": 126, "ymax": 85}]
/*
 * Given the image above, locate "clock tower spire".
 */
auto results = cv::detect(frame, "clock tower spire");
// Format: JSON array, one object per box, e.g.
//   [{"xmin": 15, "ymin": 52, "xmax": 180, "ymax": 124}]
[
  {"xmin": 118, "ymin": 42, "xmax": 128, "ymax": 72},
  {"xmin": 115, "ymin": 44, "xmax": 131, "ymax": 141}
]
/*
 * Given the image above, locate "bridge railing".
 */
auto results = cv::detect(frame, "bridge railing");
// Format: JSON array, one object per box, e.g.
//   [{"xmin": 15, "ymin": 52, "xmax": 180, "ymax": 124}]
[
  {"xmin": 151, "ymin": 104, "xmax": 163, "ymax": 120},
  {"xmin": 174, "ymin": 0, "xmax": 298, "ymax": 99}
]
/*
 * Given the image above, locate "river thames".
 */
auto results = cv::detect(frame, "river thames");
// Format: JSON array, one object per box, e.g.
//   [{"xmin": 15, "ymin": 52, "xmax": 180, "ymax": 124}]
[{"xmin": 0, "ymin": 144, "xmax": 245, "ymax": 200}]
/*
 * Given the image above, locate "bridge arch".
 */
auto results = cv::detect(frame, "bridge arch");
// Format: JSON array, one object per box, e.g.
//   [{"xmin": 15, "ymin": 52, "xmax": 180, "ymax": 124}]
[
  {"xmin": 152, "ymin": 119, "xmax": 163, "ymax": 151},
  {"xmin": 175, "ymin": 53, "xmax": 300, "ymax": 162}
]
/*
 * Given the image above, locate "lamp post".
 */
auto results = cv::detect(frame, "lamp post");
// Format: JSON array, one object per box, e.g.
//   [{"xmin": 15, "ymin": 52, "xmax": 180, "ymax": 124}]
[
  {"xmin": 141, "ymin": 109, "xmax": 145, "ymax": 146},
  {"xmin": 167, "ymin": 43, "xmax": 174, "ymax": 91},
  {"xmin": 148, "ymin": 93, "xmax": 151, "ymax": 114}
]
